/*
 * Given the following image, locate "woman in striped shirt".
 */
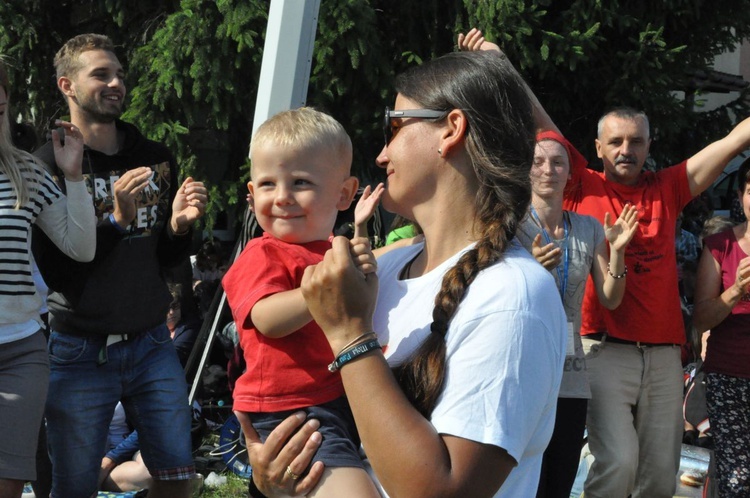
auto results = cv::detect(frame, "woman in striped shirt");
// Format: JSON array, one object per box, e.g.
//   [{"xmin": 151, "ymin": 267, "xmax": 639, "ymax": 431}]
[{"xmin": 0, "ymin": 61, "xmax": 96, "ymax": 498}]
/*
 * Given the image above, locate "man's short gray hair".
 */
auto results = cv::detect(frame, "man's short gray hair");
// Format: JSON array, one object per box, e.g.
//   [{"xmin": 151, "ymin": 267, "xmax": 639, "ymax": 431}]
[{"xmin": 597, "ymin": 107, "xmax": 650, "ymax": 139}]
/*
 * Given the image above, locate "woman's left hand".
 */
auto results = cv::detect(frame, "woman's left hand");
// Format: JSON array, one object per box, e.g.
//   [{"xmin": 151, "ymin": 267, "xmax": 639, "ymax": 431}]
[
  {"xmin": 52, "ymin": 120, "xmax": 85, "ymax": 182},
  {"xmin": 302, "ymin": 236, "xmax": 379, "ymax": 354},
  {"xmin": 604, "ymin": 203, "xmax": 639, "ymax": 251},
  {"xmin": 236, "ymin": 411, "xmax": 325, "ymax": 497}
]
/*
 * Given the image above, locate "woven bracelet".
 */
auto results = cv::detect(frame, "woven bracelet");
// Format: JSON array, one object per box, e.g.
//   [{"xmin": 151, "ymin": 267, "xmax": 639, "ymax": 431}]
[
  {"xmin": 328, "ymin": 339, "xmax": 382, "ymax": 372},
  {"xmin": 334, "ymin": 332, "xmax": 377, "ymax": 358}
]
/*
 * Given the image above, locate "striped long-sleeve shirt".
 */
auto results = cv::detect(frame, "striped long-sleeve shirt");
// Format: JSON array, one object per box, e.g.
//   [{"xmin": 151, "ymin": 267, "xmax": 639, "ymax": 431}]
[{"xmin": 0, "ymin": 157, "xmax": 95, "ymax": 343}]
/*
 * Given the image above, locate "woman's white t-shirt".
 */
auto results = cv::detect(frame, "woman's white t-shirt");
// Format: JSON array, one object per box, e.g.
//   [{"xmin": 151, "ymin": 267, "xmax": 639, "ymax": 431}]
[{"xmin": 371, "ymin": 240, "xmax": 566, "ymax": 497}]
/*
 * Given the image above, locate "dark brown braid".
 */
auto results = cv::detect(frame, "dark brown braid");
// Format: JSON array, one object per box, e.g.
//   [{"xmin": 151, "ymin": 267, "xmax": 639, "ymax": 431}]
[{"xmin": 391, "ymin": 51, "xmax": 535, "ymax": 418}]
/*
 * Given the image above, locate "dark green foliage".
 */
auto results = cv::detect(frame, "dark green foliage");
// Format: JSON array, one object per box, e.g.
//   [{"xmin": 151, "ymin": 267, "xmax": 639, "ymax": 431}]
[
  {"xmin": 123, "ymin": 0, "xmax": 268, "ymax": 231},
  {"xmin": 467, "ymin": 0, "xmax": 750, "ymax": 166},
  {"xmin": 1, "ymin": 0, "xmax": 749, "ymax": 235}
]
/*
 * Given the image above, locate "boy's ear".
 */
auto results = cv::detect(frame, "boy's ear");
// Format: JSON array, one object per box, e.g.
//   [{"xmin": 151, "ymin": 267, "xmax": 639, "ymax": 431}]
[
  {"xmin": 337, "ymin": 176, "xmax": 359, "ymax": 210},
  {"xmin": 246, "ymin": 181, "xmax": 255, "ymax": 209}
]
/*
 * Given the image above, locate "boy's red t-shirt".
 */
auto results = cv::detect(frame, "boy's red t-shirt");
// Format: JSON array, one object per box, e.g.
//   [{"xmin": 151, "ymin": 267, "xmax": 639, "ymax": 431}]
[{"xmin": 222, "ymin": 233, "xmax": 344, "ymax": 412}]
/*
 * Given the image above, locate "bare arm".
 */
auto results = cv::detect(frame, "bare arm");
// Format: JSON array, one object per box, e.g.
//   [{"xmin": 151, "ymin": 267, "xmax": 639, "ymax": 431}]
[
  {"xmin": 250, "ymin": 288, "xmax": 312, "ymax": 339},
  {"xmin": 458, "ymin": 28, "xmax": 560, "ymax": 135},
  {"xmin": 693, "ymin": 246, "xmax": 750, "ymax": 333},
  {"xmin": 686, "ymin": 116, "xmax": 750, "ymax": 197},
  {"xmin": 590, "ymin": 206, "xmax": 638, "ymax": 309},
  {"xmin": 338, "ymin": 353, "xmax": 516, "ymax": 497}
]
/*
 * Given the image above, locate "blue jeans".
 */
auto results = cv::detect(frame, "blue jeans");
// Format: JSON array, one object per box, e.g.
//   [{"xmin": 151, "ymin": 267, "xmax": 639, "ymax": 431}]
[{"xmin": 45, "ymin": 324, "xmax": 194, "ymax": 498}]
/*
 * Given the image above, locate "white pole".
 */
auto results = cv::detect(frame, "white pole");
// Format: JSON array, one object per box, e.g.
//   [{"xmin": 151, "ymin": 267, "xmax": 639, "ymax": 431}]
[
  {"xmin": 189, "ymin": 0, "xmax": 321, "ymax": 405},
  {"xmin": 251, "ymin": 0, "xmax": 322, "ymax": 141}
]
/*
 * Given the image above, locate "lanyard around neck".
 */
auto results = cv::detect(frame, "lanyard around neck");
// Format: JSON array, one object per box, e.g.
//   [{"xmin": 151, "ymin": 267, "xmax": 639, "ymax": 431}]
[{"xmin": 530, "ymin": 206, "xmax": 569, "ymax": 301}]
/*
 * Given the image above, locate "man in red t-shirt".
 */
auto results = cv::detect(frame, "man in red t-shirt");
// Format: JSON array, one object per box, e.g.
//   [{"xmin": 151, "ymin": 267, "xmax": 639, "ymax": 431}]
[{"xmin": 539, "ymin": 111, "xmax": 750, "ymax": 498}]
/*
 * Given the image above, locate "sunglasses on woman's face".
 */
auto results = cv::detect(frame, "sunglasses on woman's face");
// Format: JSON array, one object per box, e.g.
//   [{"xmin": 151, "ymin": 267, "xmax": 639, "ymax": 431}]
[{"xmin": 383, "ymin": 106, "xmax": 447, "ymax": 145}]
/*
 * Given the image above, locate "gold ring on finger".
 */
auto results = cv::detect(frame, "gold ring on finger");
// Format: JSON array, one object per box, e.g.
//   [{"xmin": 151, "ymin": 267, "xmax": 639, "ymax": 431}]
[{"xmin": 286, "ymin": 465, "xmax": 300, "ymax": 481}]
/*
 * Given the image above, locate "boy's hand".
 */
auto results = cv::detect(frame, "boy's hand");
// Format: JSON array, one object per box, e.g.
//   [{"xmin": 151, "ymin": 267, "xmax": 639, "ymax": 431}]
[
  {"xmin": 350, "ymin": 237, "xmax": 377, "ymax": 275},
  {"xmin": 353, "ymin": 183, "xmax": 385, "ymax": 239}
]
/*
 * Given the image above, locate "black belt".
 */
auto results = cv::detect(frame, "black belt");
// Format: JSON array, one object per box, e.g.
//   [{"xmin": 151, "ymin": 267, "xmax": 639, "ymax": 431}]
[{"xmin": 587, "ymin": 332, "xmax": 677, "ymax": 348}]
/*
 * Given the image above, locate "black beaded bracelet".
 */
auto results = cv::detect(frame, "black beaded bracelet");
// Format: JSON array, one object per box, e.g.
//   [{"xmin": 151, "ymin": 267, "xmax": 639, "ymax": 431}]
[
  {"xmin": 328, "ymin": 339, "xmax": 382, "ymax": 372},
  {"xmin": 607, "ymin": 263, "xmax": 628, "ymax": 279}
]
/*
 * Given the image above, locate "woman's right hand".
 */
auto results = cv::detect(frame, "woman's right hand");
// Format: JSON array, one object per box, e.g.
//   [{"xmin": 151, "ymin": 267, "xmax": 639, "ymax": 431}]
[
  {"xmin": 236, "ymin": 410, "xmax": 325, "ymax": 497},
  {"xmin": 302, "ymin": 236, "xmax": 379, "ymax": 354}
]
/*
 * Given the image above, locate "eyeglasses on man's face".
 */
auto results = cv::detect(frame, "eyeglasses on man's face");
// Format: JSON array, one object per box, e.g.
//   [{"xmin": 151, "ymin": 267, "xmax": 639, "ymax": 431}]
[{"xmin": 383, "ymin": 106, "xmax": 447, "ymax": 145}]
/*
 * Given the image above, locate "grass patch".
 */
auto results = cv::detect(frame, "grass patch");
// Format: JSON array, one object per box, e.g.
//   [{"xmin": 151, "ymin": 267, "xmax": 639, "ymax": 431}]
[{"xmin": 200, "ymin": 471, "xmax": 248, "ymax": 497}]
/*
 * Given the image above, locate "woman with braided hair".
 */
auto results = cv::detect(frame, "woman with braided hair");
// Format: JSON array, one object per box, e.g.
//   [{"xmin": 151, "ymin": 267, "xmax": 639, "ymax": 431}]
[{"xmin": 237, "ymin": 49, "xmax": 567, "ymax": 498}]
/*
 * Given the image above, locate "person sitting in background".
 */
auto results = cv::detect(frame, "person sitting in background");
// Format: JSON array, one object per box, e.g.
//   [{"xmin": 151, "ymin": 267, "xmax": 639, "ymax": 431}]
[
  {"xmin": 190, "ymin": 237, "xmax": 227, "ymax": 291},
  {"xmin": 166, "ymin": 283, "xmax": 201, "ymax": 366},
  {"xmin": 384, "ymin": 215, "xmax": 421, "ymax": 246}
]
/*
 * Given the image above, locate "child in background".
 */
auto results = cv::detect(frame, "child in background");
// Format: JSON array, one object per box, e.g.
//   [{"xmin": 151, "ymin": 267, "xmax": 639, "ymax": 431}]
[
  {"xmin": 190, "ymin": 237, "xmax": 227, "ymax": 291},
  {"xmin": 222, "ymin": 107, "xmax": 382, "ymax": 497}
]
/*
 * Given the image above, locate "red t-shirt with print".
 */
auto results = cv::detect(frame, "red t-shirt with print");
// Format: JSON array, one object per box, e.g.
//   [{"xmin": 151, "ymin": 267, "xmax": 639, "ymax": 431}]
[{"xmin": 538, "ymin": 131, "xmax": 693, "ymax": 344}]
